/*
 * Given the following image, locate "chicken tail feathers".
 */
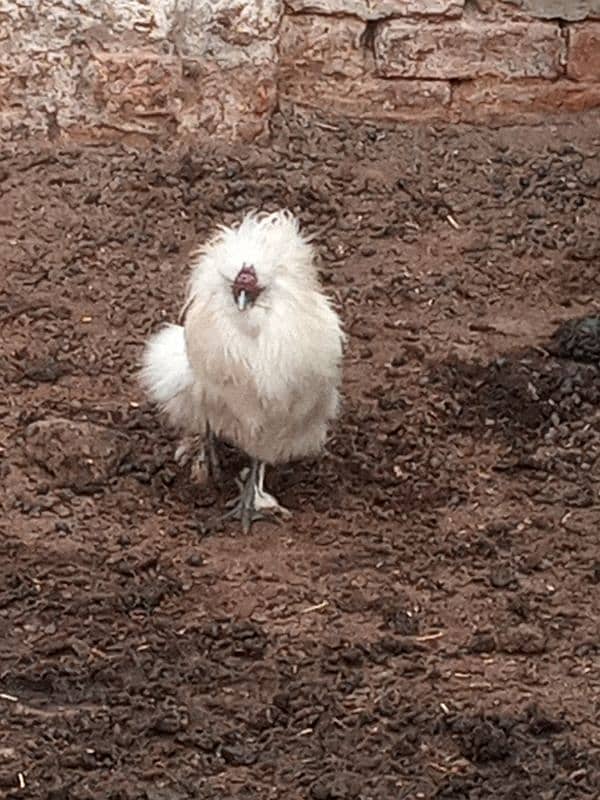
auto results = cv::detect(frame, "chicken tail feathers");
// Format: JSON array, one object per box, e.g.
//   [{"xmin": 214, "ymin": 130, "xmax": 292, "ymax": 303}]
[{"xmin": 140, "ymin": 324, "xmax": 195, "ymax": 430}]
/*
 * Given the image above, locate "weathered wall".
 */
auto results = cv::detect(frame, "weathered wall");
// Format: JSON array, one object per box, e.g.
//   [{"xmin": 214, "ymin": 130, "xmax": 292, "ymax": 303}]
[
  {"xmin": 1, "ymin": 0, "xmax": 599, "ymax": 143},
  {"xmin": 0, "ymin": 0, "xmax": 281, "ymax": 143}
]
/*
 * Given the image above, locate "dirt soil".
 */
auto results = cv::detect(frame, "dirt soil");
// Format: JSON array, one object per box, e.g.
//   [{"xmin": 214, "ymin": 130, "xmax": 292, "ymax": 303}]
[{"xmin": 1, "ymin": 109, "xmax": 600, "ymax": 800}]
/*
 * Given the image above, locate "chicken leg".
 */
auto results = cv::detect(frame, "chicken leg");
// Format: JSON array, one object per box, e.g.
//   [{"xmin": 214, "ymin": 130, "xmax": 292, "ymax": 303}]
[
  {"xmin": 221, "ymin": 459, "xmax": 290, "ymax": 533},
  {"xmin": 255, "ymin": 463, "xmax": 290, "ymax": 516},
  {"xmin": 175, "ymin": 426, "xmax": 221, "ymax": 485},
  {"xmin": 205, "ymin": 426, "xmax": 221, "ymax": 483}
]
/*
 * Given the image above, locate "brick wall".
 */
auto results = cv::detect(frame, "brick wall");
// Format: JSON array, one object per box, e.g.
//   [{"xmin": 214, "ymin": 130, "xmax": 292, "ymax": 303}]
[{"xmin": 2, "ymin": 0, "xmax": 600, "ymax": 144}]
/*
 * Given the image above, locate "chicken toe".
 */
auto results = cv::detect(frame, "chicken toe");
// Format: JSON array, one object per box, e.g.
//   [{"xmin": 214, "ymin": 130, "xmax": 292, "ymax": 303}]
[
  {"xmin": 255, "ymin": 463, "xmax": 291, "ymax": 517},
  {"xmin": 221, "ymin": 460, "xmax": 288, "ymax": 533}
]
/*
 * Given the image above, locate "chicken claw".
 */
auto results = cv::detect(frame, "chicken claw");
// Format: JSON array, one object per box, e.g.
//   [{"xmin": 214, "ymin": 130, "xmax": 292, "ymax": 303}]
[{"xmin": 221, "ymin": 460, "xmax": 289, "ymax": 533}]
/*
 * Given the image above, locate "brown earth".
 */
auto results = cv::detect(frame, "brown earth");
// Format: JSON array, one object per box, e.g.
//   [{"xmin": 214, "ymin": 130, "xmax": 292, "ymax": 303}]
[{"xmin": 1, "ymin": 109, "xmax": 600, "ymax": 800}]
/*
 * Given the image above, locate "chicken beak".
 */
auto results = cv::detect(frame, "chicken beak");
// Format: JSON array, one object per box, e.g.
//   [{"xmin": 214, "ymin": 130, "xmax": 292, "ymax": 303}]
[{"xmin": 237, "ymin": 289, "xmax": 248, "ymax": 311}]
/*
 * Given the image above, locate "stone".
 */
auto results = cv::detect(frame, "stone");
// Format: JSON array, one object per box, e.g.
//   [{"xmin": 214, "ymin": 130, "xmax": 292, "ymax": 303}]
[
  {"xmin": 454, "ymin": 78, "xmax": 600, "ymax": 118},
  {"xmin": 183, "ymin": 64, "xmax": 277, "ymax": 142},
  {"xmin": 25, "ymin": 418, "xmax": 131, "ymax": 492},
  {"xmin": 0, "ymin": 0, "xmax": 281, "ymax": 142},
  {"xmin": 165, "ymin": 0, "xmax": 283, "ymax": 62},
  {"xmin": 84, "ymin": 50, "xmax": 276, "ymax": 142},
  {"xmin": 85, "ymin": 51, "xmax": 183, "ymax": 129},
  {"xmin": 279, "ymin": 14, "xmax": 370, "ymax": 80},
  {"xmin": 280, "ymin": 72, "xmax": 451, "ymax": 119},
  {"xmin": 503, "ymin": 0, "xmax": 600, "ymax": 21},
  {"xmin": 285, "ymin": 0, "xmax": 464, "ymax": 19},
  {"xmin": 375, "ymin": 19, "xmax": 565, "ymax": 79},
  {"xmin": 568, "ymin": 23, "xmax": 600, "ymax": 80},
  {"xmin": 279, "ymin": 14, "xmax": 451, "ymax": 120}
]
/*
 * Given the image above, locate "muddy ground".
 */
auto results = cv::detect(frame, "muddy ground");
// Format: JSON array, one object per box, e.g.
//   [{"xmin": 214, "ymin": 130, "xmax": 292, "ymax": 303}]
[{"xmin": 1, "ymin": 109, "xmax": 600, "ymax": 799}]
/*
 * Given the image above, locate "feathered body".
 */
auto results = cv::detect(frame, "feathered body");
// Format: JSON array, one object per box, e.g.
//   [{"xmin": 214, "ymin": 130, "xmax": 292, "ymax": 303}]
[{"xmin": 141, "ymin": 210, "xmax": 344, "ymax": 469}]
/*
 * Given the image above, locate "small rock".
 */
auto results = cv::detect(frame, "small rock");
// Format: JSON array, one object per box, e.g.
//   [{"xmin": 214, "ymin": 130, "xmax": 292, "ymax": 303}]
[
  {"xmin": 310, "ymin": 782, "xmax": 330, "ymax": 800},
  {"xmin": 54, "ymin": 520, "xmax": 71, "ymax": 535},
  {"xmin": 522, "ymin": 548, "xmax": 548, "ymax": 572},
  {"xmin": 548, "ymin": 314, "xmax": 600, "ymax": 363},
  {"xmin": 220, "ymin": 743, "xmax": 257, "ymax": 766},
  {"xmin": 151, "ymin": 714, "xmax": 185, "ymax": 735},
  {"xmin": 457, "ymin": 719, "xmax": 510, "ymax": 763},
  {"xmin": 489, "ymin": 563, "xmax": 517, "ymax": 589},
  {"xmin": 499, "ymin": 623, "xmax": 547, "ymax": 655},
  {"xmin": 468, "ymin": 630, "xmax": 496, "ymax": 654}
]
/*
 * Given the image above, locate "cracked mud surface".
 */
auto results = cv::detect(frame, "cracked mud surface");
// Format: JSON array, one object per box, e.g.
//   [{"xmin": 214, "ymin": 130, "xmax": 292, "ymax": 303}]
[{"xmin": 1, "ymin": 110, "xmax": 600, "ymax": 799}]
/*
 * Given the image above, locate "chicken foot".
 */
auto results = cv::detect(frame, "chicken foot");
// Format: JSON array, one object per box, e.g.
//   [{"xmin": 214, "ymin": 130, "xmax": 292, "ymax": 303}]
[
  {"xmin": 175, "ymin": 426, "xmax": 221, "ymax": 485},
  {"xmin": 221, "ymin": 460, "xmax": 290, "ymax": 534},
  {"xmin": 254, "ymin": 463, "xmax": 290, "ymax": 516}
]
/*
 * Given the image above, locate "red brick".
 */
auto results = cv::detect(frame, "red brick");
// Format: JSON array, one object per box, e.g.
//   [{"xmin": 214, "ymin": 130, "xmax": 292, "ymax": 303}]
[
  {"xmin": 375, "ymin": 19, "xmax": 565, "ymax": 79},
  {"xmin": 568, "ymin": 24, "xmax": 600, "ymax": 80}
]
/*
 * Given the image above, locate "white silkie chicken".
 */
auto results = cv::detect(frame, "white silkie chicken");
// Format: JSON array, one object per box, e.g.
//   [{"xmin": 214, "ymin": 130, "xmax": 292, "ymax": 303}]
[{"xmin": 140, "ymin": 210, "xmax": 344, "ymax": 532}]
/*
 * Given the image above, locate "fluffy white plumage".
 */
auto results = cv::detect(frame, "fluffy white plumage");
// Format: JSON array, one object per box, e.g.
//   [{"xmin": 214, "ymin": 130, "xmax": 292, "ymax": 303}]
[
  {"xmin": 141, "ymin": 324, "xmax": 194, "ymax": 430},
  {"xmin": 140, "ymin": 209, "xmax": 344, "ymax": 528}
]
